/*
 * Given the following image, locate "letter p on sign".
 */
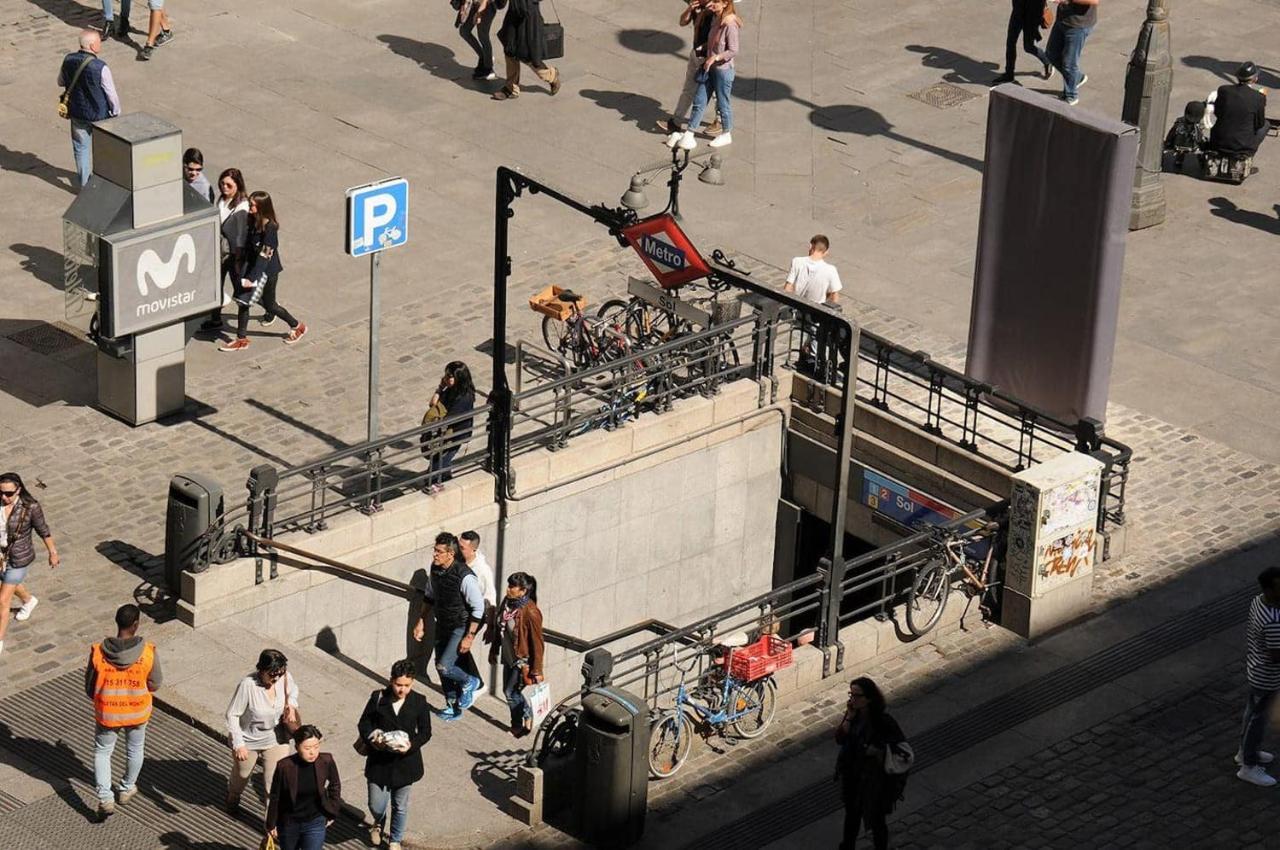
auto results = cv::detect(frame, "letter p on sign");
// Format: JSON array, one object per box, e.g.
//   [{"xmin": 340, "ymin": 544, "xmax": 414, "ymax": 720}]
[{"xmin": 345, "ymin": 177, "xmax": 409, "ymax": 257}]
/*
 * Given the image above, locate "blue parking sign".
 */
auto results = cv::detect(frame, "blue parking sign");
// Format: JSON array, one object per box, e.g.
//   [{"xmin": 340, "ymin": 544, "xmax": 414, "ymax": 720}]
[{"xmin": 345, "ymin": 177, "xmax": 409, "ymax": 257}]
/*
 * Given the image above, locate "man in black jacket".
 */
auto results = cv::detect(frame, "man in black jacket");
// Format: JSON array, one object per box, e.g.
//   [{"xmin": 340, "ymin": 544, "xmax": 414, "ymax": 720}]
[
  {"xmin": 413, "ymin": 533, "xmax": 486, "ymax": 720},
  {"xmin": 1211, "ymin": 62, "xmax": 1270, "ymax": 156},
  {"xmin": 358, "ymin": 659, "xmax": 431, "ymax": 850}
]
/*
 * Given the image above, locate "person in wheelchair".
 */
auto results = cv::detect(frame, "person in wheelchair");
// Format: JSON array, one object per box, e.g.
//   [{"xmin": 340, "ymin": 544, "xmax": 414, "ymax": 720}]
[{"xmin": 1208, "ymin": 62, "xmax": 1269, "ymax": 158}]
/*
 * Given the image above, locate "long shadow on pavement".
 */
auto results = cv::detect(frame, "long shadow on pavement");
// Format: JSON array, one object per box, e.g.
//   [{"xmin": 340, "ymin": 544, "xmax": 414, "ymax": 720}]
[
  {"xmin": 377, "ymin": 34, "xmax": 499, "ymax": 93},
  {"xmin": 906, "ymin": 43, "xmax": 1002, "ymax": 86},
  {"xmin": 9, "ymin": 243, "xmax": 65, "ymax": 290},
  {"xmin": 1208, "ymin": 197, "xmax": 1280, "ymax": 236},
  {"xmin": 0, "ymin": 144, "xmax": 75, "ymax": 194},
  {"xmin": 1182, "ymin": 54, "xmax": 1280, "ymax": 90}
]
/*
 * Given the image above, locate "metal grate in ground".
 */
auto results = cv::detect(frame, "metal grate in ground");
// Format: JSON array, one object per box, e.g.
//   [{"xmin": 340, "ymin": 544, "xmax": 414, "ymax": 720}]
[
  {"xmin": 907, "ymin": 81, "xmax": 981, "ymax": 109},
  {"xmin": 685, "ymin": 584, "xmax": 1254, "ymax": 849},
  {"xmin": 0, "ymin": 788, "xmax": 24, "ymax": 815},
  {"xmin": 0, "ymin": 670, "xmax": 370, "ymax": 848},
  {"xmin": 6, "ymin": 322, "xmax": 87, "ymax": 356}
]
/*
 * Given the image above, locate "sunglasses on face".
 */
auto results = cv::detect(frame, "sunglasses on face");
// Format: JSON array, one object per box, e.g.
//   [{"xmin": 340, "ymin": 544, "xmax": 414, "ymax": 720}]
[{"xmin": 0, "ymin": 490, "xmax": 17, "ymax": 498}]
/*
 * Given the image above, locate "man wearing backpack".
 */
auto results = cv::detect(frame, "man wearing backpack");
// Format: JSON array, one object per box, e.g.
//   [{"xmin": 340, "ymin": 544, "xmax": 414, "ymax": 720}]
[{"xmin": 58, "ymin": 30, "xmax": 121, "ymax": 190}]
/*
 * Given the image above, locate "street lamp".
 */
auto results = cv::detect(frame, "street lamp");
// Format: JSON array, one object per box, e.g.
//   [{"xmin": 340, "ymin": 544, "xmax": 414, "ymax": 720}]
[
  {"xmin": 619, "ymin": 148, "xmax": 724, "ymax": 219},
  {"xmin": 1122, "ymin": 0, "xmax": 1172, "ymax": 230}
]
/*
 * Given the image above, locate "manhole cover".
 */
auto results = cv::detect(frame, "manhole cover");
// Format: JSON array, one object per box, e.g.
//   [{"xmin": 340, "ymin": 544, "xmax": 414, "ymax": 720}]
[
  {"xmin": 908, "ymin": 82, "xmax": 981, "ymax": 109},
  {"xmin": 7, "ymin": 322, "xmax": 85, "ymax": 355}
]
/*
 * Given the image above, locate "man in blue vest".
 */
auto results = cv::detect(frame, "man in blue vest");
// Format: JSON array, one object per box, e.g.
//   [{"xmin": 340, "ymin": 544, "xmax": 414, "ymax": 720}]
[{"xmin": 58, "ymin": 30, "xmax": 121, "ymax": 190}]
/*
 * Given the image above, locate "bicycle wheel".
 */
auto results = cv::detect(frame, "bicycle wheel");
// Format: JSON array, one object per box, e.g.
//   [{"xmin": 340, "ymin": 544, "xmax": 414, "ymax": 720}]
[
  {"xmin": 541, "ymin": 314, "xmax": 567, "ymax": 353},
  {"xmin": 648, "ymin": 710, "xmax": 694, "ymax": 779},
  {"xmin": 597, "ymin": 298, "xmax": 630, "ymax": 331},
  {"xmin": 730, "ymin": 677, "xmax": 778, "ymax": 739},
  {"xmin": 906, "ymin": 559, "xmax": 951, "ymax": 637}
]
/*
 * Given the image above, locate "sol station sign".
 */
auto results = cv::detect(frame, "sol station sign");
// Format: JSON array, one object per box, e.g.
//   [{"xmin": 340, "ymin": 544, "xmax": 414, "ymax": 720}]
[{"xmin": 620, "ymin": 214, "xmax": 712, "ymax": 290}]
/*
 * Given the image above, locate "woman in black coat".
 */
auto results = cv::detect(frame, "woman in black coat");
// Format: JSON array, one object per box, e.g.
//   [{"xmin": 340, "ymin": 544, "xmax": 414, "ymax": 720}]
[
  {"xmin": 493, "ymin": 0, "xmax": 560, "ymax": 100},
  {"xmin": 357, "ymin": 659, "xmax": 432, "ymax": 849},
  {"xmin": 834, "ymin": 677, "xmax": 907, "ymax": 850}
]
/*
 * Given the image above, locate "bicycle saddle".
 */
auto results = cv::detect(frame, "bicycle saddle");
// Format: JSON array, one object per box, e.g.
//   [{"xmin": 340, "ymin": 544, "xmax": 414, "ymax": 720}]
[{"xmin": 556, "ymin": 290, "xmax": 584, "ymax": 303}]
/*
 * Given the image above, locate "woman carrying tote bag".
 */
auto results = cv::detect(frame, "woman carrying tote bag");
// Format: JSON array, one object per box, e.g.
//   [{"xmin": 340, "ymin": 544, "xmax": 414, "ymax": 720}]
[{"xmin": 493, "ymin": 0, "xmax": 561, "ymax": 100}]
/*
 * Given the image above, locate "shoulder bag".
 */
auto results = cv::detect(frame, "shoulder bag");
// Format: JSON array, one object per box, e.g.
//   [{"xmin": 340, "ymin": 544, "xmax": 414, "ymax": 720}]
[
  {"xmin": 353, "ymin": 690, "xmax": 381, "ymax": 756},
  {"xmin": 1041, "ymin": 2, "xmax": 1054, "ymax": 29},
  {"xmin": 275, "ymin": 675, "xmax": 302, "ymax": 741},
  {"xmin": 542, "ymin": 0, "xmax": 564, "ymax": 60},
  {"xmin": 58, "ymin": 55, "xmax": 96, "ymax": 120}
]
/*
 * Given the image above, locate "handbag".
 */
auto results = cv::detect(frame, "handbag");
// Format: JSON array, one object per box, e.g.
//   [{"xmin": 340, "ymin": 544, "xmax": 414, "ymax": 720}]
[
  {"xmin": 259, "ymin": 834, "xmax": 278, "ymax": 850},
  {"xmin": 1040, "ymin": 2, "xmax": 1053, "ymax": 29},
  {"xmin": 883, "ymin": 740, "xmax": 915, "ymax": 776},
  {"xmin": 525, "ymin": 680, "xmax": 552, "ymax": 728},
  {"xmin": 58, "ymin": 55, "xmax": 95, "ymax": 120},
  {"xmin": 542, "ymin": 0, "xmax": 564, "ymax": 60},
  {"xmin": 275, "ymin": 676, "xmax": 301, "ymax": 740},
  {"xmin": 234, "ymin": 273, "xmax": 267, "ymax": 307}
]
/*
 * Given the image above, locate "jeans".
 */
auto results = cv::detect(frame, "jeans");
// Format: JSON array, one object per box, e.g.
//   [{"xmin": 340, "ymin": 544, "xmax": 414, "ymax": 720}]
[
  {"xmin": 433, "ymin": 625, "xmax": 472, "ymax": 705},
  {"xmin": 71, "ymin": 120, "xmax": 93, "ymax": 189},
  {"xmin": 458, "ymin": 4, "xmax": 496, "ymax": 72},
  {"xmin": 236, "ymin": 272, "xmax": 299, "ymax": 339},
  {"xmin": 1004, "ymin": 9, "xmax": 1048, "ymax": 74},
  {"xmin": 503, "ymin": 664, "xmax": 529, "ymax": 728},
  {"xmin": 1046, "ymin": 23, "xmax": 1092, "ymax": 100},
  {"xmin": 94, "ymin": 723, "xmax": 147, "ymax": 802},
  {"xmin": 279, "ymin": 814, "xmax": 327, "ymax": 850},
  {"xmin": 687, "ymin": 64, "xmax": 734, "ymax": 133},
  {"xmin": 102, "ymin": 0, "xmax": 131, "ymax": 21},
  {"xmin": 1240, "ymin": 686, "xmax": 1278, "ymax": 767},
  {"xmin": 673, "ymin": 51, "xmax": 718, "ymax": 125},
  {"xmin": 368, "ymin": 781, "xmax": 412, "ymax": 843}
]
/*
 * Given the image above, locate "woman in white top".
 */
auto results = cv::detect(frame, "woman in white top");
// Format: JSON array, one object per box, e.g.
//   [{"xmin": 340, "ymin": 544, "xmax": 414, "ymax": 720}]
[
  {"xmin": 201, "ymin": 167, "xmax": 252, "ymax": 332},
  {"xmin": 225, "ymin": 648, "xmax": 300, "ymax": 813}
]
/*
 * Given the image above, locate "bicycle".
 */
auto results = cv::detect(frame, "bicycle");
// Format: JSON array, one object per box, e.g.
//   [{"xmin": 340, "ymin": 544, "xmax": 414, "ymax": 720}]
[
  {"xmin": 647, "ymin": 642, "xmax": 779, "ymax": 779},
  {"xmin": 904, "ymin": 523, "xmax": 1002, "ymax": 638},
  {"xmin": 541, "ymin": 289, "xmax": 631, "ymax": 370}
]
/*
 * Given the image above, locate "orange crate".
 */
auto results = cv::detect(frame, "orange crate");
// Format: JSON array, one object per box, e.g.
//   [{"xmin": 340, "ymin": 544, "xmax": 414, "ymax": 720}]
[
  {"xmin": 529, "ymin": 285, "xmax": 585, "ymax": 321},
  {"xmin": 727, "ymin": 636, "xmax": 793, "ymax": 682}
]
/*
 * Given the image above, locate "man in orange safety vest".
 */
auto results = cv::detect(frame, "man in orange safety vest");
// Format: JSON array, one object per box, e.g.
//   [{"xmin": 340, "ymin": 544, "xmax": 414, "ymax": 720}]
[{"xmin": 84, "ymin": 603, "xmax": 162, "ymax": 820}]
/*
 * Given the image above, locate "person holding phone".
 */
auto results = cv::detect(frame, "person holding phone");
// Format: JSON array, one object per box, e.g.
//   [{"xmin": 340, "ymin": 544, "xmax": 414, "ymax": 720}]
[
  {"xmin": 661, "ymin": 0, "xmax": 720, "ymax": 136},
  {"xmin": 834, "ymin": 677, "xmax": 906, "ymax": 850}
]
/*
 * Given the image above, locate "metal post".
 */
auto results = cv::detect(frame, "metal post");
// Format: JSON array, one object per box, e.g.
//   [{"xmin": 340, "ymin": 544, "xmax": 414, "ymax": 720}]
[
  {"xmin": 820, "ymin": 318, "xmax": 858, "ymax": 676},
  {"xmin": 490, "ymin": 170, "xmax": 517, "ymax": 500},
  {"xmin": 367, "ymin": 252, "xmax": 381, "ymax": 443},
  {"xmin": 1122, "ymin": 0, "xmax": 1172, "ymax": 230}
]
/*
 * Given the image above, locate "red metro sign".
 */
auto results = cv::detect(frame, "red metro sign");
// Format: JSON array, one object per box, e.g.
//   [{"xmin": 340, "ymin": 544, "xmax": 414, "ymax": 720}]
[{"xmin": 620, "ymin": 214, "xmax": 713, "ymax": 290}]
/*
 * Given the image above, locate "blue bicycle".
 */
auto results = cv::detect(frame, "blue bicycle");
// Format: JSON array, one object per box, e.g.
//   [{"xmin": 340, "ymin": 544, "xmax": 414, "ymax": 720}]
[{"xmin": 647, "ymin": 643, "xmax": 779, "ymax": 779}]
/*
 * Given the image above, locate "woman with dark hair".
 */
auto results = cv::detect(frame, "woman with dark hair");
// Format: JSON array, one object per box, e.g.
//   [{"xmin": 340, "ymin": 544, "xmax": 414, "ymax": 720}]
[
  {"xmin": 220, "ymin": 190, "xmax": 307, "ymax": 352},
  {"xmin": 358, "ymin": 659, "xmax": 432, "ymax": 850},
  {"xmin": 423, "ymin": 361, "xmax": 476, "ymax": 495},
  {"xmin": 267, "ymin": 725, "xmax": 341, "ymax": 850},
  {"xmin": 491, "ymin": 572, "xmax": 544, "ymax": 737},
  {"xmin": 0, "ymin": 472, "xmax": 59, "ymax": 655},
  {"xmin": 834, "ymin": 676, "xmax": 907, "ymax": 850},
  {"xmin": 225, "ymin": 649, "xmax": 300, "ymax": 813},
  {"xmin": 667, "ymin": 0, "xmax": 741, "ymax": 150},
  {"xmin": 201, "ymin": 167, "xmax": 251, "ymax": 332}
]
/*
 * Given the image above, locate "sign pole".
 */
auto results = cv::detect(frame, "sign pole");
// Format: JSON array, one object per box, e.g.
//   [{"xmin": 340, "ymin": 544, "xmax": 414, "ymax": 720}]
[{"xmin": 368, "ymin": 251, "xmax": 380, "ymax": 444}]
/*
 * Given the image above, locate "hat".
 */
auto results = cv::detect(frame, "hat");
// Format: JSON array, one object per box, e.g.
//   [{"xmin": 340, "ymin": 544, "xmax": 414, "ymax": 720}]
[{"xmin": 1237, "ymin": 61, "xmax": 1259, "ymax": 82}]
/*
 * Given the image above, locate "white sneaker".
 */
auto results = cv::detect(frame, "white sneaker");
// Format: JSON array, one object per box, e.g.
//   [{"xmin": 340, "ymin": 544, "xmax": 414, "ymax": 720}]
[
  {"xmin": 665, "ymin": 131, "xmax": 683, "ymax": 149},
  {"xmin": 388, "ymin": 843, "xmax": 402, "ymax": 850},
  {"xmin": 1077, "ymin": 73, "xmax": 1088, "ymax": 89},
  {"xmin": 1237, "ymin": 764, "xmax": 1277, "ymax": 786},
  {"xmin": 676, "ymin": 130, "xmax": 696, "ymax": 151},
  {"xmin": 1236, "ymin": 749, "xmax": 1275, "ymax": 765},
  {"xmin": 708, "ymin": 132, "xmax": 732, "ymax": 148},
  {"xmin": 474, "ymin": 676, "xmax": 488, "ymax": 698},
  {"xmin": 14, "ymin": 596, "xmax": 38, "ymax": 622}
]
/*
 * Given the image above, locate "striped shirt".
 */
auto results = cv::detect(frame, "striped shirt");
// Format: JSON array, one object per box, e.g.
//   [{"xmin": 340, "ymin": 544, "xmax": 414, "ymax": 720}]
[{"xmin": 1245, "ymin": 595, "xmax": 1280, "ymax": 689}]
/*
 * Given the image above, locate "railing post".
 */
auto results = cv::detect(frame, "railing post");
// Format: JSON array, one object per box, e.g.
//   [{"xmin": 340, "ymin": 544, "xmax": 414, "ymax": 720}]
[{"xmin": 247, "ymin": 464, "xmax": 278, "ymax": 585}]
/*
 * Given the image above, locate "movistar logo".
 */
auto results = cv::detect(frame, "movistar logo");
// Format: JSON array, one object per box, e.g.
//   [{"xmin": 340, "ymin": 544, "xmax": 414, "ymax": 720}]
[{"xmin": 136, "ymin": 234, "xmax": 196, "ymax": 296}]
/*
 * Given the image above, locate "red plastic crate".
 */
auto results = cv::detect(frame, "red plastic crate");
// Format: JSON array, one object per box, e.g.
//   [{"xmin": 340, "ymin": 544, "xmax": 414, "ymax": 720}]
[{"xmin": 727, "ymin": 636, "xmax": 793, "ymax": 682}]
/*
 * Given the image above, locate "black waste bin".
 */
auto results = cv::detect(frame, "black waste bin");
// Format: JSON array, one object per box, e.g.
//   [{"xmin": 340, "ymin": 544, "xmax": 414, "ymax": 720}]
[
  {"xmin": 164, "ymin": 473, "xmax": 224, "ymax": 593},
  {"xmin": 575, "ymin": 686, "xmax": 648, "ymax": 847}
]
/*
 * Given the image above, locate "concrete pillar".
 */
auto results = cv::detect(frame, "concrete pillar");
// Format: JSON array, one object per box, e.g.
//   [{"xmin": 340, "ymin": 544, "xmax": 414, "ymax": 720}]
[{"xmin": 1121, "ymin": 0, "xmax": 1172, "ymax": 230}]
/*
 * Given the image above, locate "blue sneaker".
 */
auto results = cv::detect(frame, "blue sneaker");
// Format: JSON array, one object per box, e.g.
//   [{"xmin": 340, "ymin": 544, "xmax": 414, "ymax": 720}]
[
  {"xmin": 437, "ymin": 705, "xmax": 462, "ymax": 722},
  {"xmin": 457, "ymin": 676, "xmax": 482, "ymax": 711}
]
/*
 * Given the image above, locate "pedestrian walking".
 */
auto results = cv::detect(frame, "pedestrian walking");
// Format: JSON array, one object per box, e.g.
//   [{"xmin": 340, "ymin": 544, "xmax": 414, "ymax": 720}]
[
  {"xmin": 493, "ymin": 0, "xmax": 562, "ymax": 101},
  {"xmin": 660, "ymin": 0, "xmax": 721, "ymax": 137},
  {"xmin": 666, "ymin": 0, "xmax": 740, "ymax": 150},
  {"xmin": 413, "ymin": 533, "xmax": 486, "ymax": 721},
  {"xmin": 200, "ymin": 167, "xmax": 251, "ymax": 332},
  {"xmin": 219, "ymin": 190, "xmax": 308, "ymax": 352},
  {"xmin": 459, "ymin": 530, "xmax": 496, "ymax": 695},
  {"xmin": 99, "ymin": 0, "xmax": 131, "ymax": 39},
  {"xmin": 266, "ymin": 725, "xmax": 342, "ymax": 850},
  {"xmin": 834, "ymin": 677, "xmax": 907, "ymax": 850},
  {"xmin": 1045, "ymin": 0, "xmax": 1098, "ymax": 106},
  {"xmin": 422, "ymin": 361, "xmax": 476, "ymax": 494},
  {"xmin": 490, "ymin": 572, "xmax": 544, "ymax": 738},
  {"xmin": 457, "ymin": 0, "xmax": 499, "ymax": 81},
  {"xmin": 182, "ymin": 148, "xmax": 214, "ymax": 203},
  {"xmin": 85, "ymin": 604, "xmax": 162, "ymax": 820},
  {"xmin": 991, "ymin": 0, "xmax": 1053, "ymax": 86},
  {"xmin": 138, "ymin": 0, "xmax": 174, "ymax": 62},
  {"xmin": 58, "ymin": 30, "xmax": 121, "ymax": 190},
  {"xmin": 0, "ymin": 473, "xmax": 60, "ymax": 656},
  {"xmin": 225, "ymin": 649, "xmax": 300, "ymax": 813},
  {"xmin": 1237, "ymin": 566, "xmax": 1280, "ymax": 786},
  {"xmin": 358, "ymin": 660, "xmax": 432, "ymax": 850}
]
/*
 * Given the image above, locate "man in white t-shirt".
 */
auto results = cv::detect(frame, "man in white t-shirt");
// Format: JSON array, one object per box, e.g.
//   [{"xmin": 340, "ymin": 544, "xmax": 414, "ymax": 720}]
[
  {"xmin": 784, "ymin": 235, "xmax": 842, "ymax": 305},
  {"xmin": 459, "ymin": 530, "xmax": 496, "ymax": 696}
]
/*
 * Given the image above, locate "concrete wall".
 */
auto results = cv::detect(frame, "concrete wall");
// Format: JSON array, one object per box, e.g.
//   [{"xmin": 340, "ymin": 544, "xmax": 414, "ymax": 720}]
[{"xmin": 179, "ymin": 378, "xmax": 786, "ymax": 701}]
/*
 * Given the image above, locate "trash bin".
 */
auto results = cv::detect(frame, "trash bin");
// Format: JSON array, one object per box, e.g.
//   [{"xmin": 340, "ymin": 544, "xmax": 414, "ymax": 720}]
[
  {"xmin": 575, "ymin": 686, "xmax": 648, "ymax": 847},
  {"xmin": 164, "ymin": 473, "xmax": 224, "ymax": 592}
]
